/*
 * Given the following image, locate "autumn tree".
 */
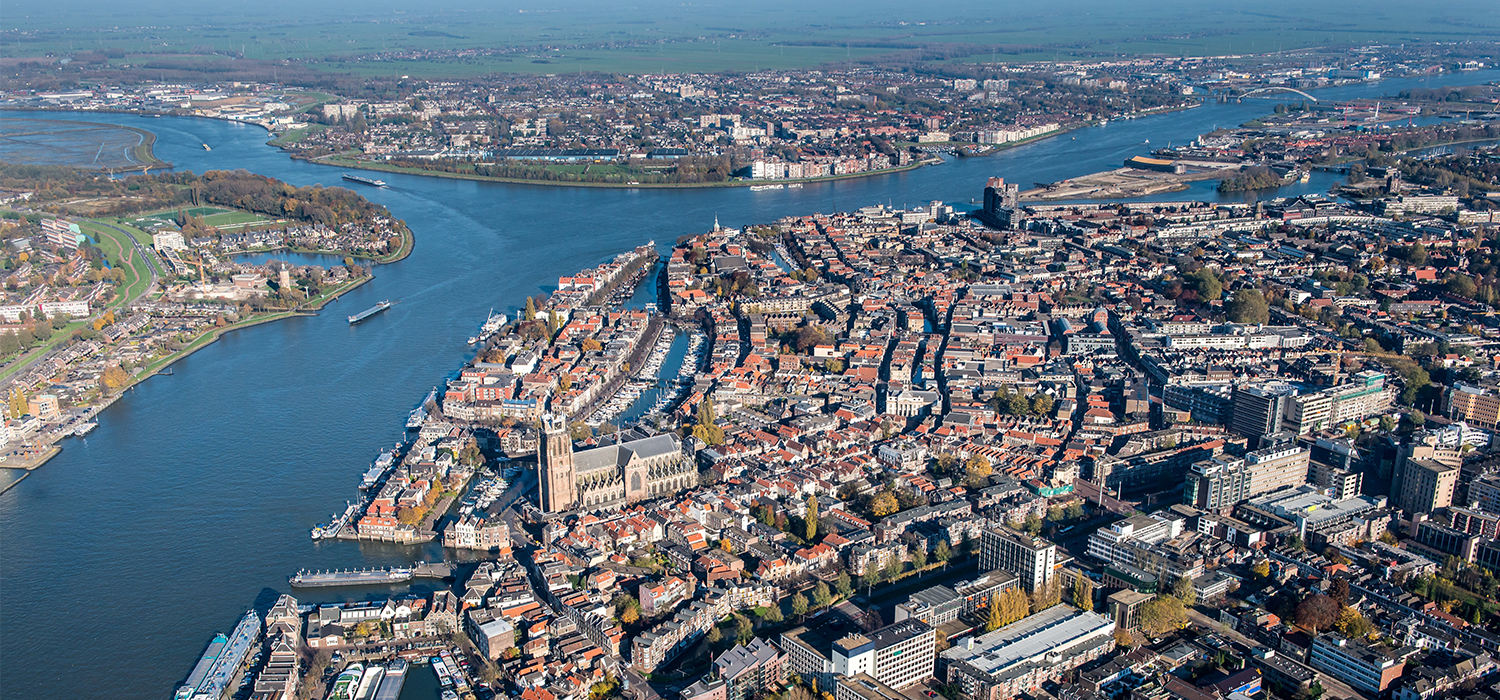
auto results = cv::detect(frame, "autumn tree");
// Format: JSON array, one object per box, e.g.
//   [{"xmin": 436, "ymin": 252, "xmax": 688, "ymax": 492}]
[
  {"xmin": 869, "ymin": 491, "xmax": 899, "ymax": 517},
  {"xmin": 813, "ymin": 582, "xmax": 833, "ymax": 610},
  {"xmin": 1296, "ymin": 594, "xmax": 1339, "ymax": 634},
  {"xmin": 692, "ymin": 397, "xmax": 725, "ymax": 446},
  {"xmin": 7, "ymin": 387, "xmax": 26, "ymax": 419},
  {"xmin": 1335, "ymin": 607, "xmax": 1372, "ymax": 639},
  {"xmin": 101, "ymin": 364, "xmax": 129, "ymax": 391},
  {"xmin": 985, "ymin": 593, "xmax": 1006, "ymax": 631},
  {"xmin": 934, "ymin": 540, "xmax": 952, "ymax": 565},
  {"xmin": 764, "ymin": 604, "xmax": 784, "ymax": 624},
  {"xmin": 1251, "ymin": 560, "xmax": 1271, "ymax": 579},
  {"xmin": 1138, "ymin": 596, "xmax": 1187, "ymax": 637},
  {"xmin": 1073, "ymin": 577, "xmax": 1095, "ymax": 612},
  {"xmin": 910, "ymin": 546, "xmax": 927, "ymax": 572},
  {"xmin": 965, "ymin": 454, "xmax": 993, "ymax": 486},
  {"xmin": 805, "ymin": 495, "xmax": 819, "ymax": 541},
  {"xmin": 1173, "ymin": 575, "xmax": 1197, "ymax": 607},
  {"xmin": 836, "ymin": 570, "xmax": 853, "ymax": 599},
  {"xmin": 1329, "ymin": 578, "xmax": 1350, "ymax": 605}
]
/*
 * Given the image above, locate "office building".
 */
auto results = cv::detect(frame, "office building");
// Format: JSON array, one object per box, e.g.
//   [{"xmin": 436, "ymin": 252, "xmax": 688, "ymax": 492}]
[
  {"xmin": 1244, "ymin": 444, "xmax": 1311, "ymax": 496},
  {"xmin": 834, "ymin": 674, "xmax": 908, "ymax": 700},
  {"xmin": 1468, "ymin": 473, "xmax": 1500, "ymax": 514},
  {"xmin": 1242, "ymin": 486, "xmax": 1388, "ymax": 541},
  {"xmin": 980, "ymin": 527, "xmax": 1057, "ymax": 592},
  {"xmin": 1309, "ymin": 460, "xmax": 1363, "ymax": 500},
  {"xmin": 1184, "ymin": 458, "xmax": 1251, "ymax": 511},
  {"xmin": 1283, "ymin": 372, "xmax": 1394, "ymax": 435},
  {"xmin": 942, "ymin": 606, "xmax": 1116, "ymax": 700},
  {"xmin": 1413, "ymin": 521, "xmax": 1481, "ymax": 563},
  {"xmin": 1394, "ymin": 459, "xmax": 1459, "ymax": 515},
  {"xmin": 1308, "ymin": 634, "xmax": 1405, "ymax": 694},
  {"xmin": 894, "ymin": 571, "xmax": 1019, "ymax": 626},
  {"xmin": 1231, "ymin": 383, "xmax": 1296, "ymax": 440},
  {"xmin": 1106, "ymin": 590, "xmax": 1154, "ymax": 631},
  {"xmin": 1390, "ymin": 436, "xmax": 1463, "ymax": 514},
  {"xmin": 832, "ymin": 620, "xmax": 936, "ymax": 690},
  {"xmin": 1447, "ymin": 383, "xmax": 1500, "ymax": 430},
  {"xmin": 1449, "ymin": 506, "xmax": 1500, "ymax": 538}
]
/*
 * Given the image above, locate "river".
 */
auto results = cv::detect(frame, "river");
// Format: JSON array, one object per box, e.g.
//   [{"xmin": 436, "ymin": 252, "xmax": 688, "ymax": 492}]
[{"xmin": 1, "ymin": 68, "xmax": 1497, "ymax": 699}]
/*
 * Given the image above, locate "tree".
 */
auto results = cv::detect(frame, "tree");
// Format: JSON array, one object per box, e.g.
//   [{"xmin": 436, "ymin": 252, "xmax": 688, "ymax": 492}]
[
  {"xmin": 1031, "ymin": 393, "xmax": 1055, "ymax": 417},
  {"xmin": 836, "ymin": 570, "xmax": 853, "ymax": 599},
  {"xmin": 884, "ymin": 555, "xmax": 903, "ymax": 581},
  {"xmin": 985, "ymin": 594, "xmax": 1007, "ymax": 631},
  {"xmin": 1173, "ymin": 575, "xmax": 1197, "ymax": 607},
  {"xmin": 1335, "ymin": 607, "xmax": 1373, "ymax": 639},
  {"xmin": 934, "ymin": 540, "xmax": 952, "ymax": 564},
  {"xmin": 621, "ymin": 606, "xmax": 640, "ymax": 624},
  {"xmin": 862, "ymin": 565, "xmax": 879, "ymax": 592},
  {"xmin": 806, "ymin": 495, "xmax": 819, "ymax": 541},
  {"xmin": 7, "ymin": 387, "xmax": 26, "ymax": 419},
  {"xmin": 1295, "ymin": 594, "xmax": 1339, "ymax": 634},
  {"xmin": 1286, "ymin": 534, "xmax": 1305, "ymax": 552},
  {"xmin": 1187, "ymin": 268, "xmax": 1223, "ymax": 301},
  {"xmin": 1226, "ymin": 288, "xmax": 1270, "ymax": 324},
  {"xmin": 965, "ymin": 454, "xmax": 993, "ymax": 485},
  {"xmin": 1329, "ymin": 578, "xmax": 1350, "ymax": 605},
  {"xmin": 1065, "ymin": 502, "xmax": 1085, "ymax": 520},
  {"xmin": 707, "ymin": 624, "xmax": 723, "ymax": 646},
  {"xmin": 998, "ymin": 587, "xmax": 1030, "ymax": 626},
  {"xmin": 869, "ymin": 491, "xmax": 899, "ymax": 517},
  {"xmin": 101, "ymin": 364, "xmax": 129, "ymax": 391},
  {"xmin": 1114, "ymin": 628, "xmax": 1135, "ymax": 649},
  {"xmin": 524, "ymin": 296, "xmax": 536, "ymax": 321},
  {"xmin": 911, "ymin": 546, "xmax": 928, "ymax": 572},
  {"xmin": 1252, "ymin": 560, "xmax": 1271, "ymax": 579},
  {"xmin": 736, "ymin": 614, "xmax": 754, "ymax": 644},
  {"xmin": 1138, "ymin": 596, "xmax": 1187, "ymax": 637},
  {"xmin": 764, "ymin": 604, "xmax": 783, "ymax": 623},
  {"xmin": 1073, "ymin": 577, "xmax": 1095, "ymax": 612},
  {"xmin": 1023, "ymin": 514, "xmax": 1043, "ymax": 536},
  {"xmin": 813, "ymin": 582, "xmax": 833, "ymax": 610},
  {"xmin": 791, "ymin": 593, "xmax": 809, "ymax": 618},
  {"xmin": 692, "ymin": 397, "xmax": 725, "ymax": 446}
]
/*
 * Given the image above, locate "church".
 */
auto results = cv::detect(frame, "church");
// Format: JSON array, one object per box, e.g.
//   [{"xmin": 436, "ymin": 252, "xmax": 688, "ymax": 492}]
[{"xmin": 539, "ymin": 414, "xmax": 696, "ymax": 513}]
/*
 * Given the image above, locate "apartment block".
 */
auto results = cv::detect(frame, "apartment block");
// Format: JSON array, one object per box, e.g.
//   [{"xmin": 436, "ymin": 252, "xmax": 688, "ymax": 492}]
[
  {"xmin": 980, "ymin": 527, "xmax": 1057, "ymax": 592},
  {"xmin": 1308, "ymin": 634, "xmax": 1405, "ymax": 694}
]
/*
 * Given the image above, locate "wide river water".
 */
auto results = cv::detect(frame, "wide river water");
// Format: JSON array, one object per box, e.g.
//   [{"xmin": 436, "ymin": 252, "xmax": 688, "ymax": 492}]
[{"xmin": 2, "ymin": 68, "xmax": 1498, "ymax": 699}]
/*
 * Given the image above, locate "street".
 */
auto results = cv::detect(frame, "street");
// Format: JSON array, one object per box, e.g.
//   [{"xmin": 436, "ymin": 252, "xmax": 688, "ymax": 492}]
[{"xmin": 1184, "ymin": 607, "xmax": 1370, "ymax": 700}]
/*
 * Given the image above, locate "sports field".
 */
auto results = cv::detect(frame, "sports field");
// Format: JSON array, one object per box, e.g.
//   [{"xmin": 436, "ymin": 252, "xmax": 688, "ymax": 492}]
[{"xmin": 127, "ymin": 207, "xmax": 279, "ymax": 232}]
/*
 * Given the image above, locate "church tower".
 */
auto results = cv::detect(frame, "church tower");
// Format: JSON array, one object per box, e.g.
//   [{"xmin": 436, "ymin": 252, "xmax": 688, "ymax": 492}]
[{"xmin": 538, "ymin": 413, "xmax": 576, "ymax": 513}]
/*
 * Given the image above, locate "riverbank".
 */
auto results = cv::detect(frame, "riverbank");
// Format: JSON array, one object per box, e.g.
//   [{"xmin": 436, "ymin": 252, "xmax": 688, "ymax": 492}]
[
  {"xmin": 301, "ymin": 152, "xmax": 938, "ymax": 189},
  {"xmin": 2, "ymin": 273, "xmax": 373, "ymax": 474}
]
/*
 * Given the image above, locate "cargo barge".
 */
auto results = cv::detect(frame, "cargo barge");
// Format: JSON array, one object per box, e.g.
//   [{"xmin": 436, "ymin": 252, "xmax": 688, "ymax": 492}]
[
  {"xmin": 343, "ymin": 173, "xmax": 387, "ymax": 187},
  {"xmin": 348, "ymin": 300, "xmax": 395, "ymax": 324}
]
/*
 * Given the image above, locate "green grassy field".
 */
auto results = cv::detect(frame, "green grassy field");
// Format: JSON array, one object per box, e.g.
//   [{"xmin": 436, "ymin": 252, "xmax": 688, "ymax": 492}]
[
  {"xmin": 126, "ymin": 207, "xmax": 275, "ymax": 230},
  {"xmin": 79, "ymin": 221, "xmax": 152, "ymax": 308},
  {"xmin": 7, "ymin": 0, "xmax": 1497, "ymax": 76}
]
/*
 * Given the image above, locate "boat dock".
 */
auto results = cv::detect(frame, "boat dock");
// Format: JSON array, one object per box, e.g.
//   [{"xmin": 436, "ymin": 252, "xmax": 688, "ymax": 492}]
[{"xmin": 288, "ymin": 562, "xmax": 452, "ymax": 588}]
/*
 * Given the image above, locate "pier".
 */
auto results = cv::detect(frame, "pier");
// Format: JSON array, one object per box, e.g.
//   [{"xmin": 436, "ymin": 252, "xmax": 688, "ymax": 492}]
[{"xmin": 288, "ymin": 562, "xmax": 452, "ymax": 588}]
